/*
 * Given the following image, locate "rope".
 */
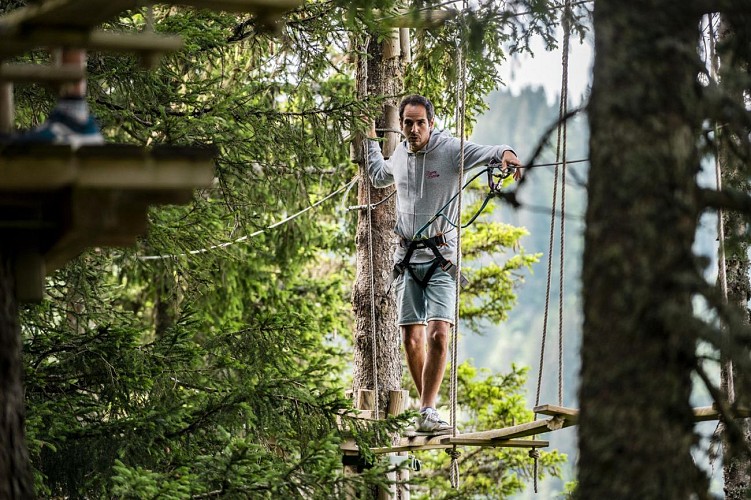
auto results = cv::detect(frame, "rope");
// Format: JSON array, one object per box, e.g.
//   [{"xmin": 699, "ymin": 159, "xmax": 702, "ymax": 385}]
[
  {"xmin": 139, "ymin": 176, "xmax": 358, "ymax": 261},
  {"xmin": 446, "ymin": 448, "xmax": 462, "ymax": 488},
  {"xmin": 556, "ymin": 0, "xmax": 571, "ymax": 407},
  {"xmin": 448, "ymin": 2, "xmax": 469, "ymax": 489},
  {"xmin": 532, "ymin": 1, "xmax": 571, "ymax": 491},
  {"xmin": 535, "ymin": 0, "xmax": 571, "ymax": 413},
  {"xmin": 364, "ymin": 138, "xmax": 380, "ymax": 419}
]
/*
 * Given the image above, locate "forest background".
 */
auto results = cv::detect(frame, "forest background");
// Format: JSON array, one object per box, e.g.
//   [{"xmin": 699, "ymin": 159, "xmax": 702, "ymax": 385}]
[
  {"xmin": 6, "ymin": 0, "xmax": 586, "ymax": 497},
  {"xmin": 6, "ymin": 0, "xmax": 739, "ymax": 497}
]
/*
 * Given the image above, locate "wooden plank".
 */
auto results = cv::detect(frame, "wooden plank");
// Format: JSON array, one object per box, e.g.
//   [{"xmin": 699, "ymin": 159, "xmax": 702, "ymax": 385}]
[
  {"xmin": 0, "ymin": 63, "xmax": 85, "ymax": 84},
  {"xmin": 533, "ymin": 404, "xmax": 751, "ymax": 423},
  {"xmin": 0, "ymin": 144, "xmax": 214, "ymax": 191},
  {"xmin": 693, "ymin": 406, "xmax": 751, "ymax": 422},
  {"xmin": 0, "ymin": 0, "xmax": 302, "ymax": 33},
  {"xmin": 379, "ymin": 8, "xmax": 459, "ymax": 29},
  {"xmin": 452, "ymin": 416, "xmax": 572, "ymax": 442},
  {"xmin": 0, "ymin": 0, "xmax": 139, "ymax": 31},
  {"xmin": 0, "ymin": 30, "xmax": 184, "ymax": 59},
  {"xmin": 533, "ymin": 404, "xmax": 580, "ymax": 422},
  {"xmin": 0, "ymin": 82, "xmax": 12, "ymax": 134},
  {"xmin": 173, "ymin": 0, "xmax": 303, "ymax": 13}
]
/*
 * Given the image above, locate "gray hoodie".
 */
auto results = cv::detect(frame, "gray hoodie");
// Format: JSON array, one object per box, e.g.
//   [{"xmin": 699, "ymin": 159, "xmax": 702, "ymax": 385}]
[{"xmin": 367, "ymin": 128, "xmax": 514, "ymax": 265}]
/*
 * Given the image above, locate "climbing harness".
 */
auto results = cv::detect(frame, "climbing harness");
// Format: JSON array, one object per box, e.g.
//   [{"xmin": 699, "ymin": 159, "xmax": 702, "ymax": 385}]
[
  {"xmin": 393, "ymin": 233, "xmax": 456, "ymax": 288},
  {"xmin": 387, "ymin": 155, "xmax": 515, "ymax": 292}
]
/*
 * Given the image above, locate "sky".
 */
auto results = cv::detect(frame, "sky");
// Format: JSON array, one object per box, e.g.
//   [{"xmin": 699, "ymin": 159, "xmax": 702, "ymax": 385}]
[{"xmin": 500, "ymin": 35, "xmax": 594, "ymax": 106}]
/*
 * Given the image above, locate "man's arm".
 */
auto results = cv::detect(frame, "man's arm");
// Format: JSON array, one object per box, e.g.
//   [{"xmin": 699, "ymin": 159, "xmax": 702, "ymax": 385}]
[
  {"xmin": 462, "ymin": 141, "xmax": 523, "ymax": 181},
  {"xmin": 365, "ymin": 124, "xmax": 395, "ymax": 188}
]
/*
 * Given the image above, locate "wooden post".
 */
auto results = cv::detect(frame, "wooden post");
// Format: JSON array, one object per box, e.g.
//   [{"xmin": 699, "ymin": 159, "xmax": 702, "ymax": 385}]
[
  {"xmin": 0, "ymin": 81, "xmax": 13, "ymax": 134},
  {"xmin": 382, "ymin": 28, "xmax": 401, "ymax": 60},
  {"xmin": 399, "ymin": 28, "xmax": 410, "ymax": 64},
  {"xmin": 14, "ymin": 251, "xmax": 45, "ymax": 303},
  {"xmin": 387, "ymin": 390, "xmax": 409, "ymax": 500},
  {"xmin": 0, "ymin": 251, "xmax": 34, "ymax": 497},
  {"xmin": 384, "ymin": 103, "xmax": 400, "ymax": 159},
  {"xmin": 358, "ymin": 389, "xmax": 375, "ymax": 414}
]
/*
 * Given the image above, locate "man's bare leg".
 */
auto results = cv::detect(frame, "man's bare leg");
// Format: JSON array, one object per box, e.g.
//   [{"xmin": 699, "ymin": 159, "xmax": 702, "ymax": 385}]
[
  {"xmin": 420, "ymin": 320, "xmax": 449, "ymax": 409},
  {"xmin": 402, "ymin": 324, "xmax": 426, "ymax": 397}
]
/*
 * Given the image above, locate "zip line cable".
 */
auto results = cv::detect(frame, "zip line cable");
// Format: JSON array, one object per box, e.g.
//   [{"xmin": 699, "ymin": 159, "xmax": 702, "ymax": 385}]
[{"xmin": 139, "ymin": 176, "xmax": 358, "ymax": 261}]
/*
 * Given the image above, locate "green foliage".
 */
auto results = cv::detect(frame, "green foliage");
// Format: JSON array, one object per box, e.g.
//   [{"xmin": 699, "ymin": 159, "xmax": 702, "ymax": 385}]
[
  {"xmin": 10, "ymin": 0, "xmax": 574, "ymax": 496},
  {"xmin": 409, "ymin": 362, "xmax": 565, "ymax": 499},
  {"xmin": 405, "ymin": 0, "xmax": 591, "ymax": 135}
]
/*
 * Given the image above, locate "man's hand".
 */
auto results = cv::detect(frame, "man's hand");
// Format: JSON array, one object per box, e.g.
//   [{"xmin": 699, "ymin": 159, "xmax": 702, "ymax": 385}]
[{"xmin": 502, "ymin": 150, "xmax": 523, "ymax": 181}]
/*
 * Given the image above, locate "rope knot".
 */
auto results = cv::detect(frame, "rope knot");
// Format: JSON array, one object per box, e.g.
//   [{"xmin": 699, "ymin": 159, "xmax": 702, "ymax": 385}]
[
  {"xmin": 528, "ymin": 448, "xmax": 540, "ymax": 460},
  {"xmin": 445, "ymin": 448, "xmax": 462, "ymax": 460}
]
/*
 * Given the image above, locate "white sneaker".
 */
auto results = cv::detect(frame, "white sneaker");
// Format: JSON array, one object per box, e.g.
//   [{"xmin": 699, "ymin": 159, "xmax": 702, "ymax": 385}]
[{"xmin": 416, "ymin": 408, "xmax": 451, "ymax": 434}]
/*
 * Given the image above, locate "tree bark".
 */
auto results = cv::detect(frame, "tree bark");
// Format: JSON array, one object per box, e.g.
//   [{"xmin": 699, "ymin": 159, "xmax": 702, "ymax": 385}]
[
  {"xmin": 717, "ymin": 17, "xmax": 751, "ymax": 489},
  {"xmin": 0, "ymin": 252, "xmax": 34, "ymax": 498},
  {"xmin": 578, "ymin": 1, "xmax": 708, "ymax": 498},
  {"xmin": 351, "ymin": 32, "xmax": 404, "ymax": 418}
]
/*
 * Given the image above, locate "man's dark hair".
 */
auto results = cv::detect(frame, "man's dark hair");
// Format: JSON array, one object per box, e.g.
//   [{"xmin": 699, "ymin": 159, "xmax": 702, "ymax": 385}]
[{"xmin": 399, "ymin": 94, "xmax": 435, "ymax": 123}]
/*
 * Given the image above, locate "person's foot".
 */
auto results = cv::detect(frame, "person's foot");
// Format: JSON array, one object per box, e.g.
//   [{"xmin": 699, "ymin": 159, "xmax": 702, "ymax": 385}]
[
  {"xmin": 13, "ymin": 108, "xmax": 103, "ymax": 149},
  {"xmin": 416, "ymin": 407, "xmax": 451, "ymax": 434}
]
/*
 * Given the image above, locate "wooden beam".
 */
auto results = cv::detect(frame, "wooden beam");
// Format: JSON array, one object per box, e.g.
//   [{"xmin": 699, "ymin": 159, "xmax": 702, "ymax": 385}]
[
  {"xmin": 0, "ymin": 82, "xmax": 12, "ymax": 134},
  {"xmin": 0, "ymin": 30, "xmax": 184, "ymax": 59},
  {"xmin": 0, "ymin": 63, "xmax": 85, "ymax": 84},
  {"xmin": 0, "ymin": 0, "xmax": 302, "ymax": 32},
  {"xmin": 452, "ymin": 415, "xmax": 572, "ymax": 442},
  {"xmin": 380, "ymin": 8, "xmax": 459, "ymax": 29},
  {"xmin": 533, "ymin": 403, "xmax": 751, "ymax": 424},
  {"xmin": 0, "ymin": 144, "xmax": 214, "ymax": 191},
  {"xmin": 368, "ymin": 438, "xmax": 549, "ymax": 455},
  {"xmin": 172, "ymin": 0, "xmax": 303, "ymax": 14},
  {"xmin": 693, "ymin": 406, "xmax": 751, "ymax": 422},
  {"xmin": 533, "ymin": 404, "xmax": 580, "ymax": 423}
]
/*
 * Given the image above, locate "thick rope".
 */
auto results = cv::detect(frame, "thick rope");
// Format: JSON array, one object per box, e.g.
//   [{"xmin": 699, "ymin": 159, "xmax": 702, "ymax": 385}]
[
  {"xmin": 449, "ymin": 3, "xmax": 469, "ymax": 489},
  {"xmin": 556, "ymin": 0, "xmax": 570, "ymax": 407},
  {"xmin": 532, "ymin": 2, "xmax": 571, "ymax": 491},
  {"xmin": 364, "ymin": 137, "xmax": 380, "ymax": 419},
  {"xmin": 358, "ymin": 33, "xmax": 379, "ymax": 420},
  {"xmin": 139, "ymin": 176, "xmax": 358, "ymax": 260}
]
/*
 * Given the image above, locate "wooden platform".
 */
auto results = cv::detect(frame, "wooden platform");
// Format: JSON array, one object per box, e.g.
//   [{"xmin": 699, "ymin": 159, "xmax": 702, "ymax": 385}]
[{"xmin": 0, "ymin": 143, "xmax": 214, "ymax": 300}]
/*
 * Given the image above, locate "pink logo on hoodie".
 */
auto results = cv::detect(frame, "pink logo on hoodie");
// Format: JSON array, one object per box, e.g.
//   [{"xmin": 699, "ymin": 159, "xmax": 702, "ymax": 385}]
[{"xmin": 426, "ymin": 170, "xmax": 439, "ymax": 179}]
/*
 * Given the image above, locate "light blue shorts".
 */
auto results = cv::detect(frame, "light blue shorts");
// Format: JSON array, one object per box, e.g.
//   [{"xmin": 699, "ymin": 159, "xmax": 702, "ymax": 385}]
[{"xmin": 395, "ymin": 260, "xmax": 456, "ymax": 326}]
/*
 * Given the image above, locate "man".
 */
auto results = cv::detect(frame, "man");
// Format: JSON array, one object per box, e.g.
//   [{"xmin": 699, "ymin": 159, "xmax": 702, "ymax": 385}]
[{"xmin": 367, "ymin": 94, "xmax": 521, "ymax": 433}]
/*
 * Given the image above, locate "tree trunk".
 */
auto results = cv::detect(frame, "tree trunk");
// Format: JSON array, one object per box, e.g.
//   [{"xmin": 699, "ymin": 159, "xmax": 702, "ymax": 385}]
[
  {"xmin": 351, "ymin": 31, "xmax": 405, "ymax": 418},
  {"xmin": 0, "ymin": 252, "xmax": 34, "ymax": 498},
  {"xmin": 578, "ymin": 1, "xmax": 708, "ymax": 498},
  {"xmin": 722, "ymin": 251, "xmax": 751, "ymax": 499},
  {"xmin": 717, "ymin": 34, "xmax": 751, "ymax": 493}
]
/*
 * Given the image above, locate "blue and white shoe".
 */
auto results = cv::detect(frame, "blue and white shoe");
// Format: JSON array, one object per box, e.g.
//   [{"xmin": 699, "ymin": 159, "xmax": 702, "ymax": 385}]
[{"xmin": 14, "ymin": 109, "xmax": 104, "ymax": 149}]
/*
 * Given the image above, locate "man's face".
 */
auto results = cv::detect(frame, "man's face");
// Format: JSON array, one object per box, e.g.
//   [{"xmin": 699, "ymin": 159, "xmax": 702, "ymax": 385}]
[{"xmin": 401, "ymin": 104, "xmax": 433, "ymax": 152}]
